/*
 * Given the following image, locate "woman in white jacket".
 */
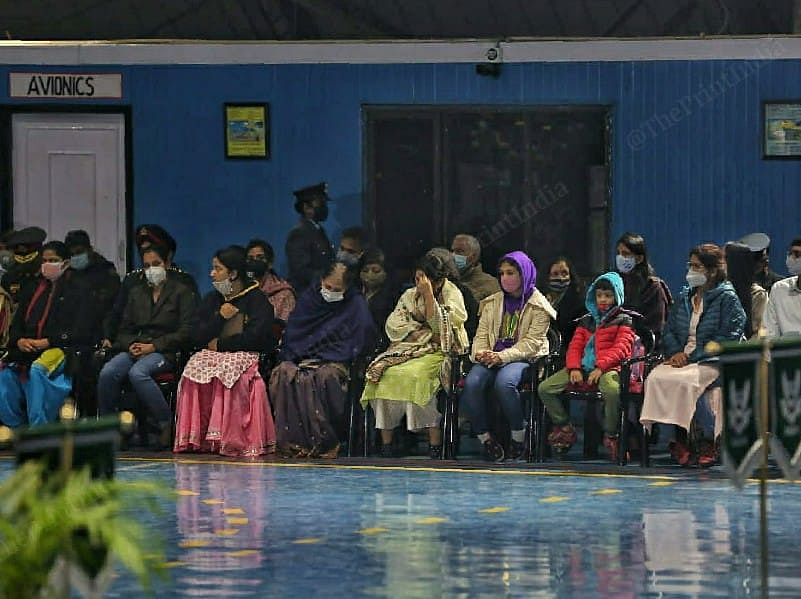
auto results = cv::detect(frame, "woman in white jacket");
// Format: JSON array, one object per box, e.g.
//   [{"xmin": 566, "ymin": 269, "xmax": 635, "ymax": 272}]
[{"xmin": 460, "ymin": 251, "xmax": 555, "ymax": 462}]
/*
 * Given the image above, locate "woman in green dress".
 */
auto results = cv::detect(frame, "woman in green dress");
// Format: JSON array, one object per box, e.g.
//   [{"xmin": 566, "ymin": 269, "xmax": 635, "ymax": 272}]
[{"xmin": 361, "ymin": 251, "xmax": 468, "ymax": 458}]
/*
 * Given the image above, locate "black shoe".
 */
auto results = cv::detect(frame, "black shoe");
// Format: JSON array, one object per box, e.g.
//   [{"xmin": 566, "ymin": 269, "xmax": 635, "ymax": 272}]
[
  {"xmin": 379, "ymin": 444, "xmax": 395, "ymax": 458},
  {"xmin": 428, "ymin": 444, "xmax": 442, "ymax": 460},
  {"xmin": 507, "ymin": 439, "xmax": 526, "ymax": 462},
  {"xmin": 481, "ymin": 438, "xmax": 505, "ymax": 462}
]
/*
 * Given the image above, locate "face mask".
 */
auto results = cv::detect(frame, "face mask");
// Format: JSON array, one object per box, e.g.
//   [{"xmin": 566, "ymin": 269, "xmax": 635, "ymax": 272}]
[
  {"xmin": 361, "ymin": 270, "xmax": 387, "ymax": 289},
  {"xmin": 501, "ymin": 277, "xmax": 520, "ymax": 294},
  {"xmin": 14, "ymin": 250, "xmax": 39, "ymax": 265},
  {"xmin": 246, "ymin": 259, "xmax": 268, "ymax": 280},
  {"xmin": 320, "ymin": 286, "xmax": 345, "ymax": 303},
  {"xmin": 616, "ymin": 254, "xmax": 637, "ymax": 274},
  {"xmin": 686, "ymin": 270, "xmax": 707, "ymax": 288},
  {"xmin": 548, "ymin": 277, "xmax": 570, "ymax": 292},
  {"xmin": 145, "ymin": 265, "xmax": 167, "ymax": 287},
  {"xmin": 452, "ymin": 254, "xmax": 468, "ymax": 271},
  {"xmin": 41, "ymin": 261, "xmax": 65, "ymax": 281},
  {"xmin": 336, "ymin": 250, "xmax": 361, "ymax": 267},
  {"xmin": 213, "ymin": 278, "xmax": 234, "ymax": 297},
  {"xmin": 0, "ymin": 250, "xmax": 13, "ymax": 269},
  {"xmin": 787, "ymin": 255, "xmax": 801, "ymax": 276},
  {"xmin": 70, "ymin": 252, "xmax": 90, "ymax": 271},
  {"xmin": 313, "ymin": 204, "xmax": 329, "ymax": 222}
]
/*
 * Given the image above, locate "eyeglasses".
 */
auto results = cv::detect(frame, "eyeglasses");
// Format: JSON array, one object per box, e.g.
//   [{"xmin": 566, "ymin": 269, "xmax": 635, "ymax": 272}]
[{"xmin": 686, "ymin": 262, "xmax": 705, "ymax": 272}]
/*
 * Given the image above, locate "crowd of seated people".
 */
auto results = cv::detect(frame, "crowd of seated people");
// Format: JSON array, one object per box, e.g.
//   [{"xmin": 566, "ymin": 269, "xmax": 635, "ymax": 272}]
[{"xmin": 1, "ymin": 185, "xmax": 800, "ymax": 469}]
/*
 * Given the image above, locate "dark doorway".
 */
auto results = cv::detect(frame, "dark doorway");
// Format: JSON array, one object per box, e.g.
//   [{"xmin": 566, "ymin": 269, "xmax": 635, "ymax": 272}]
[{"xmin": 364, "ymin": 106, "xmax": 611, "ymax": 284}]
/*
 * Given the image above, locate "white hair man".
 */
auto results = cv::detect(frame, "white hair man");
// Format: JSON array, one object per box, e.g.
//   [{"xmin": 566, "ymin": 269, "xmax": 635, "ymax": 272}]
[{"xmin": 450, "ymin": 233, "xmax": 500, "ymax": 302}]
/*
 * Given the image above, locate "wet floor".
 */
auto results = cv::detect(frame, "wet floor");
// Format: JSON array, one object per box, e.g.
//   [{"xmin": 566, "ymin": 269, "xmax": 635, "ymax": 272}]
[{"xmin": 2, "ymin": 458, "xmax": 800, "ymax": 597}]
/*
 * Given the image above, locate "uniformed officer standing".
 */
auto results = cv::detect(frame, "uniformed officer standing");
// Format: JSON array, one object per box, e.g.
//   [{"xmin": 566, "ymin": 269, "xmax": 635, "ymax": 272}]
[
  {"xmin": 738, "ymin": 232, "xmax": 784, "ymax": 292},
  {"xmin": 285, "ymin": 182, "xmax": 334, "ymax": 292}
]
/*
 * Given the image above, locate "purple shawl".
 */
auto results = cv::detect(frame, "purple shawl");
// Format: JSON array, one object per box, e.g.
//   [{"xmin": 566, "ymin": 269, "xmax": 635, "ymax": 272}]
[
  {"xmin": 280, "ymin": 285, "xmax": 375, "ymax": 363},
  {"xmin": 494, "ymin": 251, "xmax": 538, "ymax": 351}
]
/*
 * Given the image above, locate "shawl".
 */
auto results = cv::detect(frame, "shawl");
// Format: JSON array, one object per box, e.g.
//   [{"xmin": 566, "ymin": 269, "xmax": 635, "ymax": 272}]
[{"xmin": 280, "ymin": 284, "xmax": 374, "ymax": 363}]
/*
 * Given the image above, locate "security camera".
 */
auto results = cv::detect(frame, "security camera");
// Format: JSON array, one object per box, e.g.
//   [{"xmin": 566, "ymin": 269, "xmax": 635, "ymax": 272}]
[
  {"xmin": 486, "ymin": 44, "xmax": 502, "ymax": 62},
  {"xmin": 476, "ymin": 42, "xmax": 503, "ymax": 78}
]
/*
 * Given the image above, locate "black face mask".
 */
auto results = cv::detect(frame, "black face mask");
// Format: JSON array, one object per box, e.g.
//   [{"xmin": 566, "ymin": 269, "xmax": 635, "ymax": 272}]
[
  {"xmin": 313, "ymin": 204, "xmax": 329, "ymax": 222},
  {"xmin": 246, "ymin": 259, "xmax": 268, "ymax": 280}
]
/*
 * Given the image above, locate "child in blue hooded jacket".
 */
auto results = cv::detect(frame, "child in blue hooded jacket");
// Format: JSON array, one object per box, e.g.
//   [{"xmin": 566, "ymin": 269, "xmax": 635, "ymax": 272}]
[{"xmin": 538, "ymin": 272, "xmax": 635, "ymax": 460}]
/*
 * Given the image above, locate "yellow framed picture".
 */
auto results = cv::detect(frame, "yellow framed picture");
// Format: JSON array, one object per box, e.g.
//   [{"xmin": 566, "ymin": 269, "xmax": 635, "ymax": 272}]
[{"xmin": 224, "ymin": 103, "xmax": 269, "ymax": 159}]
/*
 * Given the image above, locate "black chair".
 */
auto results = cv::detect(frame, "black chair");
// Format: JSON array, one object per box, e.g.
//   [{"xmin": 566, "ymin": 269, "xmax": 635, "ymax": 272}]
[
  {"xmin": 617, "ymin": 323, "xmax": 660, "ymax": 466},
  {"xmin": 524, "ymin": 327, "xmax": 562, "ymax": 462}
]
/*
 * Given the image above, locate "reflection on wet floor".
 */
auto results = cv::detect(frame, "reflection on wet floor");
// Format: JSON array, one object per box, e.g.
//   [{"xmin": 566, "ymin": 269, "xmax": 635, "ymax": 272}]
[{"xmin": 2, "ymin": 458, "xmax": 800, "ymax": 597}]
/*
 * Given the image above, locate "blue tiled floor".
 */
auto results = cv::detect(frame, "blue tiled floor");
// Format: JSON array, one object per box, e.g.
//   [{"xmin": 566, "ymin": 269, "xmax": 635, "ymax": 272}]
[{"xmin": 2, "ymin": 458, "xmax": 800, "ymax": 597}]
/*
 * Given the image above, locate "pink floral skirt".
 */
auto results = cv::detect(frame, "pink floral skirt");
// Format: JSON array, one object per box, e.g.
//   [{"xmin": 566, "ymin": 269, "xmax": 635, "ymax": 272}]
[{"xmin": 174, "ymin": 351, "xmax": 275, "ymax": 457}]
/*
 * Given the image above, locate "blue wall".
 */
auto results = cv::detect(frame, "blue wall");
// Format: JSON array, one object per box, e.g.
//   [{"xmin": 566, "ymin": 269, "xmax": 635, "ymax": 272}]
[{"xmin": 2, "ymin": 58, "xmax": 800, "ymax": 295}]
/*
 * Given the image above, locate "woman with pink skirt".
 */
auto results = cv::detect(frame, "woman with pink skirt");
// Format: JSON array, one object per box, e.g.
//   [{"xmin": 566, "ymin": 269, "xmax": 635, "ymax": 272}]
[{"xmin": 174, "ymin": 246, "xmax": 276, "ymax": 457}]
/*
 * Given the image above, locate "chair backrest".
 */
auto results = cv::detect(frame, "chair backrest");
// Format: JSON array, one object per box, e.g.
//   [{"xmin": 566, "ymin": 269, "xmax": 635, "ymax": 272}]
[{"xmin": 546, "ymin": 326, "xmax": 562, "ymax": 357}]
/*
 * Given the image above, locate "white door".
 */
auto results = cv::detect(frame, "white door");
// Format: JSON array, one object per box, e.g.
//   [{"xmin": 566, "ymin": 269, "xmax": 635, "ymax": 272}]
[{"xmin": 12, "ymin": 113, "xmax": 127, "ymax": 274}]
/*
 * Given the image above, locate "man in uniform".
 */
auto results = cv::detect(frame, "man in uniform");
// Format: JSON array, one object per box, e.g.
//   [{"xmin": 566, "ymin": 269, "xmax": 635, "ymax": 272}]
[
  {"xmin": 2, "ymin": 226, "xmax": 47, "ymax": 306},
  {"xmin": 285, "ymin": 182, "xmax": 334, "ymax": 291},
  {"xmin": 738, "ymin": 232, "xmax": 784, "ymax": 292}
]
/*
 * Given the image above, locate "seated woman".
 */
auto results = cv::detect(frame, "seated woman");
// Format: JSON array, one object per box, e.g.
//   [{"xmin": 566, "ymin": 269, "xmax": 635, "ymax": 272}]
[
  {"xmin": 725, "ymin": 242, "xmax": 768, "ymax": 339},
  {"xmin": 360, "ymin": 248, "xmax": 398, "ymax": 352},
  {"xmin": 174, "ymin": 246, "xmax": 276, "ymax": 457},
  {"xmin": 245, "ymin": 238, "xmax": 296, "ymax": 323},
  {"xmin": 539, "ymin": 256, "xmax": 585, "ymax": 351},
  {"xmin": 97, "ymin": 244, "xmax": 196, "ymax": 449},
  {"xmin": 361, "ymin": 251, "xmax": 468, "ymax": 459},
  {"xmin": 0, "ymin": 241, "xmax": 94, "ymax": 427},
  {"xmin": 460, "ymin": 251, "xmax": 555, "ymax": 462},
  {"xmin": 269, "ymin": 262, "xmax": 374, "ymax": 457},
  {"xmin": 640, "ymin": 244, "xmax": 746, "ymax": 466},
  {"xmin": 615, "ymin": 232, "xmax": 672, "ymax": 342}
]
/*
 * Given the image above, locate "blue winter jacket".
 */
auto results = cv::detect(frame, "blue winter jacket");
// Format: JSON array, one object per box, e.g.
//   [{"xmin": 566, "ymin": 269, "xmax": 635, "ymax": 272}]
[{"xmin": 660, "ymin": 281, "xmax": 746, "ymax": 363}]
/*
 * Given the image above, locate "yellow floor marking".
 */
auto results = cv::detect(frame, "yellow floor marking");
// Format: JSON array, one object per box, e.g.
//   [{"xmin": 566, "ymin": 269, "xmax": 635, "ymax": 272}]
[
  {"xmin": 163, "ymin": 561, "xmax": 187, "ymax": 568},
  {"xmin": 415, "ymin": 516, "xmax": 448, "ymax": 524},
  {"xmin": 358, "ymin": 527, "xmax": 390, "ymax": 535},
  {"xmin": 540, "ymin": 496, "xmax": 570, "ymax": 503},
  {"xmin": 118, "ymin": 455, "xmax": 682, "ymax": 481},
  {"xmin": 591, "ymin": 489, "xmax": 623, "ymax": 496},
  {"xmin": 292, "ymin": 537, "xmax": 323, "ymax": 544},
  {"xmin": 227, "ymin": 549, "xmax": 259, "ymax": 557},
  {"xmin": 479, "ymin": 506, "xmax": 511, "ymax": 513},
  {"xmin": 215, "ymin": 529, "xmax": 240, "ymax": 536},
  {"xmin": 226, "ymin": 517, "xmax": 249, "ymax": 525},
  {"xmin": 222, "ymin": 507, "xmax": 245, "ymax": 515},
  {"xmin": 202, "ymin": 499, "xmax": 225, "ymax": 505},
  {"xmin": 175, "ymin": 489, "xmax": 200, "ymax": 496},
  {"xmin": 649, "ymin": 481, "xmax": 675, "ymax": 487},
  {"xmin": 178, "ymin": 539, "xmax": 211, "ymax": 548}
]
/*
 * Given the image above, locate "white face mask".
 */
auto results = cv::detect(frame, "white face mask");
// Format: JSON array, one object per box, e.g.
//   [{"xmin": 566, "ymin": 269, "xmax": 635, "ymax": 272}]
[
  {"xmin": 213, "ymin": 278, "xmax": 234, "ymax": 297},
  {"xmin": 145, "ymin": 265, "xmax": 167, "ymax": 287},
  {"xmin": 320, "ymin": 286, "xmax": 345, "ymax": 303},
  {"xmin": 686, "ymin": 270, "xmax": 707, "ymax": 289},
  {"xmin": 786, "ymin": 254, "xmax": 801, "ymax": 276},
  {"xmin": 616, "ymin": 254, "xmax": 637, "ymax": 274}
]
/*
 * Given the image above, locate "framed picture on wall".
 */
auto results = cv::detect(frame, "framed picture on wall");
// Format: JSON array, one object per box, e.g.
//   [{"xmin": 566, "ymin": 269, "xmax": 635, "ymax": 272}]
[
  {"xmin": 224, "ymin": 103, "xmax": 269, "ymax": 159},
  {"xmin": 764, "ymin": 101, "xmax": 801, "ymax": 159}
]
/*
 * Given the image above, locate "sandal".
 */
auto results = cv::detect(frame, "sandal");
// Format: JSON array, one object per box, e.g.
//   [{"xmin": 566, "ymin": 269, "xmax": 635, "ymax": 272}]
[{"xmin": 668, "ymin": 440, "xmax": 692, "ymax": 467}]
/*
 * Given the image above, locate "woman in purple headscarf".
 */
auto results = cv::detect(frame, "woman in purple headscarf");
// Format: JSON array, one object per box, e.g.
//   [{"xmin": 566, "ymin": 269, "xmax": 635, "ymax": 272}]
[{"xmin": 460, "ymin": 251, "xmax": 556, "ymax": 462}]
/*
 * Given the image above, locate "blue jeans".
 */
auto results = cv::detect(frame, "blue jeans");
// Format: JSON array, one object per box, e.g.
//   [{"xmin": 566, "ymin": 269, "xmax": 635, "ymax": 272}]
[
  {"xmin": 0, "ymin": 362, "xmax": 72, "ymax": 428},
  {"xmin": 460, "ymin": 362, "xmax": 530, "ymax": 435},
  {"xmin": 97, "ymin": 352, "xmax": 173, "ymax": 423}
]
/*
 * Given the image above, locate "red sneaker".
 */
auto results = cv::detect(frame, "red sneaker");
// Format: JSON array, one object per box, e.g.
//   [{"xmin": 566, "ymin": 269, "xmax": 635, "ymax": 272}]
[{"xmin": 547, "ymin": 424, "xmax": 577, "ymax": 452}]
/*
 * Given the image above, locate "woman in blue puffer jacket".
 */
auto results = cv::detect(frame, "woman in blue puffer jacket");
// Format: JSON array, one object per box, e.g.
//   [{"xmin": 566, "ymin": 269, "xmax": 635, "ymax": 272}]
[{"xmin": 640, "ymin": 243, "xmax": 746, "ymax": 466}]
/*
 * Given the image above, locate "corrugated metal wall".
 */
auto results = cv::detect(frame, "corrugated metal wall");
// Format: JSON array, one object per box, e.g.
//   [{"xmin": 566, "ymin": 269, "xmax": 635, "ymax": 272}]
[{"xmin": 1, "ymin": 57, "xmax": 799, "ymax": 293}]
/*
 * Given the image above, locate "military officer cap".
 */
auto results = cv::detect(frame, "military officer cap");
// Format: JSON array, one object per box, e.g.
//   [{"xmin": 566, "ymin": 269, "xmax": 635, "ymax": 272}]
[
  {"xmin": 7, "ymin": 226, "xmax": 46, "ymax": 249},
  {"xmin": 737, "ymin": 232, "xmax": 771, "ymax": 254},
  {"xmin": 135, "ymin": 224, "xmax": 177, "ymax": 255}
]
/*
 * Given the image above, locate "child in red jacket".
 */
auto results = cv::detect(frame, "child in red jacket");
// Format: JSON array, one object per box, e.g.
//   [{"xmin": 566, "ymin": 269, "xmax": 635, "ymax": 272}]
[{"xmin": 537, "ymin": 271, "xmax": 635, "ymax": 460}]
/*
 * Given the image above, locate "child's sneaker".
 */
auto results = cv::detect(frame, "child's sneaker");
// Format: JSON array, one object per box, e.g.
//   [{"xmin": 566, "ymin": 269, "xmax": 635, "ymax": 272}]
[
  {"xmin": 547, "ymin": 424, "xmax": 577, "ymax": 453},
  {"xmin": 602, "ymin": 434, "xmax": 619, "ymax": 462}
]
